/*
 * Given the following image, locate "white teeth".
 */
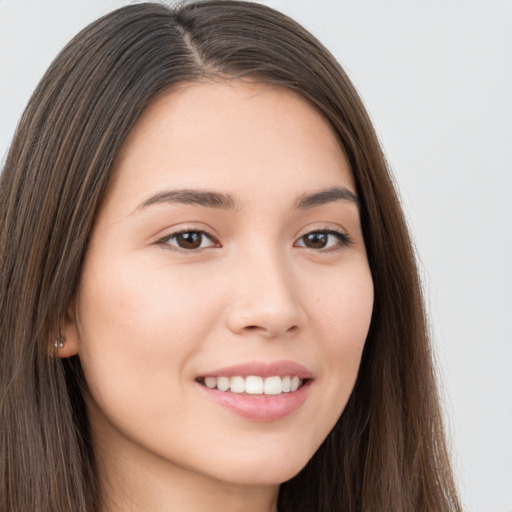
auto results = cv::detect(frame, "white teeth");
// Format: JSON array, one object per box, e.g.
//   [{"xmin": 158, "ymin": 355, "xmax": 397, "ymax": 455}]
[
  {"xmin": 282, "ymin": 376, "xmax": 291, "ymax": 392},
  {"xmin": 217, "ymin": 376, "xmax": 230, "ymax": 392},
  {"xmin": 205, "ymin": 377, "xmax": 217, "ymax": 389},
  {"xmin": 202, "ymin": 375, "xmax": 304, "ymax": 395},
  {"xmin": 230, "ymin": 376, "xmax": 245, "ymax": 393},
  {"xmin": 264, "ymin": 376, "xmax": 282, "ymax": 395},
  {"xmin": 245, "ymin": 376, "xmax": 264, "ymax": 394}
]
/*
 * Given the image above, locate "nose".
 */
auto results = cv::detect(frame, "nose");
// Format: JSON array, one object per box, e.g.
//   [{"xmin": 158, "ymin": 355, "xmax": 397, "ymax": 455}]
[{"xmin": 225, "ymin": 249, "xmax": 307, "ymax": 339}]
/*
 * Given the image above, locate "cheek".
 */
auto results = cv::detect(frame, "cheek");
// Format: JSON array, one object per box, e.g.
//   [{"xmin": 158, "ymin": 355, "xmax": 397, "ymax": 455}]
[
  {"xmin": 276, "ymin": 263, "xmax": 373, "ymax": 462},
  {"xmin": 73, "ymin": 259, "xmax": 221, "ymax": 412},
  {"xmin": 313, "ymin": 262, "xmax": 374, "ymax": 349},
  {"xmin": 308, "ymin": 263, "xmax": 373, "ymax": 405},
  {"xmin": 78, "ymin": 256, "xmax": 218, "ymax": 343}
]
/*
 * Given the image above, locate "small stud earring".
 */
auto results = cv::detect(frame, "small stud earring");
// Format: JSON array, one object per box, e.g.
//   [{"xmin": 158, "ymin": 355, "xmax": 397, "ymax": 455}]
[{"xmin": 54, "ymin": 333, "xmax": 65, "ymax": 349}]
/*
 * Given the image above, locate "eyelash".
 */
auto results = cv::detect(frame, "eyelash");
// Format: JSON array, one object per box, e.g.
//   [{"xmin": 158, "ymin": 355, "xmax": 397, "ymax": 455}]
[
  {"xmin": 157, "ymin": 228, "xmax": 353, "ymax": 253},
  {"xmin": 294, "ymin": 229, "xmax": 353, "ymax": 252},
  {"xmin": 157, "ymin": 229, "xmax": 220, "ymax": 252}
]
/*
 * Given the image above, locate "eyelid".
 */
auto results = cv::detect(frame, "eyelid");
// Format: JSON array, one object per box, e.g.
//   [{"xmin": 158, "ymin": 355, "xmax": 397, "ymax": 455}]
[
  {"xmin": 294, "ymin": 227, "xmax": 353, "ymax": 251},
  {"xmin": 156, "ymin": 227, "xmax": 220, "ymax": 252},
  {"xmin": 153, "ymin": 224, "xmax": 352, "ymax": 253}
]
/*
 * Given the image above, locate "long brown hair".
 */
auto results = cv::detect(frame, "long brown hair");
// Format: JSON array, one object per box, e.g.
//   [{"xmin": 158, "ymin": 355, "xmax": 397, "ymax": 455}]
[{"xmin": 0, "ymin": 2, "xmax": 461, "ymax": 511}]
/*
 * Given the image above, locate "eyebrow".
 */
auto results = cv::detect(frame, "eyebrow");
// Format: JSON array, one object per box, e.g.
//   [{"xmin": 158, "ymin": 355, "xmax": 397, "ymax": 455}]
[
  {"xmin": 135, "ymin": 185, "xmax": 359, "ymax": 213},
  {"xmin": 137, "ymin": 189, "xmax": 237, "ymax": 211},
  {"xmin": 295, "ymin": 187, "xmax": 359, "ymax": 209}
]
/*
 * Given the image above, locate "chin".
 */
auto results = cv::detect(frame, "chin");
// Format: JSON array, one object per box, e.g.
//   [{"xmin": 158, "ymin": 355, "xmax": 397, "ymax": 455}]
[{"xmin": 208, "ymin": 445, "xmax": 316, "ymax": 487}]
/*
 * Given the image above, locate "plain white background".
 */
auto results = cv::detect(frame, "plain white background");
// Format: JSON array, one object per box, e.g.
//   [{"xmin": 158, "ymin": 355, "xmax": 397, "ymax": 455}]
[{"xmin": 1, "ymin": 1, "xmax": 511, "ymax": 510}]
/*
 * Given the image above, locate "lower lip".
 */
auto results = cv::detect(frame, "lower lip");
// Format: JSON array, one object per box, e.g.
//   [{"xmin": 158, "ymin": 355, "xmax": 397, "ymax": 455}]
[{"xmin": 198, "ymin": 380, "xmax": 311, "ymax": 422}]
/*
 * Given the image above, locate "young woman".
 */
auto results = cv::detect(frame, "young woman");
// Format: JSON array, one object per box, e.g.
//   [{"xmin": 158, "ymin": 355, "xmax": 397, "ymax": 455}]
[{"xmin": 0, "ymin": 2, "xmax": 461, "ymax": 511}]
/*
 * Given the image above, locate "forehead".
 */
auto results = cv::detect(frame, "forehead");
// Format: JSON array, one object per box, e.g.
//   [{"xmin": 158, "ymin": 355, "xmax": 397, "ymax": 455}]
[{"xmin": 108, "ymin": 81, "xmax": 354, "ymax": 206}]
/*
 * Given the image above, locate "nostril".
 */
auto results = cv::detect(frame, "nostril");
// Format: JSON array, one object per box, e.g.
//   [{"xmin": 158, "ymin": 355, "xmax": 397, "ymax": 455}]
[{"xmin": 242, "ymin": 324, "xmax": 299, "ymax": 336}]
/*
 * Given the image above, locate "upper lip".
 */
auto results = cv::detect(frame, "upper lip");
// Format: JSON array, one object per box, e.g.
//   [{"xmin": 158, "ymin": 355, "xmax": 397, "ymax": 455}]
[{"xmin": 199, "ymin": 360, "xmax": 313, "ymax": 379}]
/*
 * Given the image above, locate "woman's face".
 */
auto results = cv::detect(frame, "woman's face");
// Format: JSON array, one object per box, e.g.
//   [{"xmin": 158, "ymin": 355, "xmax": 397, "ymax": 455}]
[{"xmin": 65, "ymin": 82, "xmax": 373, "ymax": 490}]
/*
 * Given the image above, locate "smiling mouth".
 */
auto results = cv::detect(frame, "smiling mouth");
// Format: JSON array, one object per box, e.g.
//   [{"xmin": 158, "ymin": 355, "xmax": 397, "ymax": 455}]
[{"xmin": 196, "ymin": 375, "xmax": 308, "ymax": 395}]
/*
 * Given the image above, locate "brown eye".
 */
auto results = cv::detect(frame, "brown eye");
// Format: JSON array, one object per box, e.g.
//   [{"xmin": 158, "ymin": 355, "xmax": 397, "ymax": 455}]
[
  {"xmin": 162, "ymin": 230, "xmax": 217, "ymax": 251},
  {"xmin": 295, "ymin": 230, "xmax": 351, "ymax": 251},
  {"xmin": 302, "ymin": 232, "xmax": 329, "ymax": 249}
]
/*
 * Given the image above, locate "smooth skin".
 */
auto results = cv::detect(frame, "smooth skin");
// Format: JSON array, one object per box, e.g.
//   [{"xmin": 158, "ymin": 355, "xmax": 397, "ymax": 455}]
[{"xmin": 61, "ymin": 82, "xmax": 374, "ymax": 512}]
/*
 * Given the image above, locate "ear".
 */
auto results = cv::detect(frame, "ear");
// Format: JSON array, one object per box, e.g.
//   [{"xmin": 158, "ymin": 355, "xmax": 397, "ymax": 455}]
[{"xmin": 54, "ymin": 300, "xmax": 80, "ymax": 358}]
